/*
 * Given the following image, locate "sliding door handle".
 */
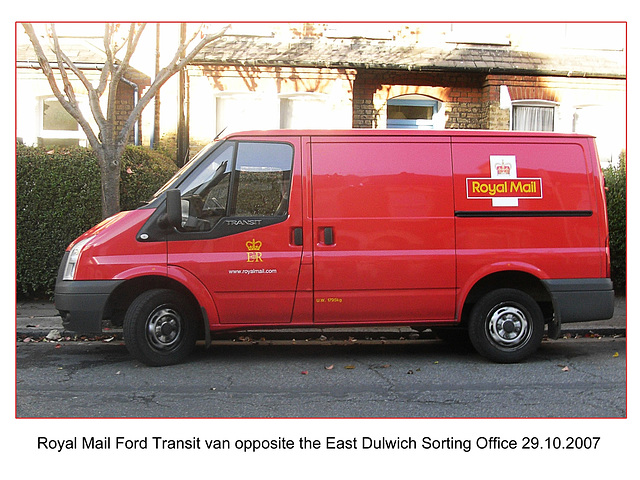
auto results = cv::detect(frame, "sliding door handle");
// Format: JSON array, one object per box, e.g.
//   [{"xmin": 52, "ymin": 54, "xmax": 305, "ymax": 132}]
[
  {"xmin": 323, "ymin": 227, "xmax": 334, "ymax": 246},
  {"xmin": 292, "ymin": 227, "xmax": 303, "ymax": 246}
]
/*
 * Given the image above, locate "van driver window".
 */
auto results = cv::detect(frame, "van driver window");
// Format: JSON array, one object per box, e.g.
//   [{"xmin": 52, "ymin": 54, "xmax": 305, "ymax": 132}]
[
  {"xmin": 178, "ymin": 141, "xmax": 293, "ymax": 231},
  {"xmin": 233, "ymin": 142, "xmax": 293, "ymax": 217}
]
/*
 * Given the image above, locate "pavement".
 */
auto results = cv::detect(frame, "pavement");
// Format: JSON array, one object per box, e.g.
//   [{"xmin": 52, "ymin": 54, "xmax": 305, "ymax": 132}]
[{"xmin": 15, "ymin": 296, "xmax": 626, "ymax": 341}]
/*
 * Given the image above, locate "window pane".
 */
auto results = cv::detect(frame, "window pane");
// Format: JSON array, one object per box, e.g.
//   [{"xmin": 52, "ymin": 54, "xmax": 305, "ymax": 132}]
[
  {"xmin": 178, "ymin": 141, "xmax": 235, "ymax": 231},
  {"xmin": 387, "ymin": 104, "xmax": 434, "ymax": 120},
  {"xmin": 280, "ymin": 96, "xmax": 332, "ymax": 128},
  {"xmin": 180, "ymin": 142, "xmax": 235, "ymax": 196},
  {"xmin": 386, "ymin": 97, "xmax": 439, "ymax": 129},
  {"xmin": 512, "ymin": 106, "xmax": 554, "ymax": 131},
  {"xmin": 43, "ymin": 98, "xmax": 78, "ymax": 131},
  {"xmin": 234, "ymin": 142, "xmax": 294, "ymax": 217}
]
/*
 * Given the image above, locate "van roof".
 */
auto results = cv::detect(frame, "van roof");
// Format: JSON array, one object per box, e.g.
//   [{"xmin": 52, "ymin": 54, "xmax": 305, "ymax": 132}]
[{"xmin": 224, "ymin": 129, "xmax": 595, "ymax": 140}]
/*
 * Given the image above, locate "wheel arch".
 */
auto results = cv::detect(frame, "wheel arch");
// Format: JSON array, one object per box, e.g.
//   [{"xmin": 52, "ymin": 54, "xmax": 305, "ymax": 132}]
[
  {"xmin": 459, "ymin": 270, "xmax": 554, "ymax": 327},
  {"xmin": 104, "ymin": 275, "xmax": 208, "ymax": 338}
]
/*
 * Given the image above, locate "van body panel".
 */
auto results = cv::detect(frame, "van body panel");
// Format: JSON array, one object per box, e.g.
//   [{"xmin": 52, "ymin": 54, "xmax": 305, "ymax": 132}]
[
  {"xmin": 310, "ymin": 137, "xmax": 456, "ymax": 323},
  {"xmin": 452, "ymin": 137, "xmax": 605, "ymax": 285},
  {"xmin": 166, "ymin": 265, "xmax": 220, "ymax": 324},
  {"xmin": 74, "ymin": 210, "xmax": 167, "ymax": 281}
]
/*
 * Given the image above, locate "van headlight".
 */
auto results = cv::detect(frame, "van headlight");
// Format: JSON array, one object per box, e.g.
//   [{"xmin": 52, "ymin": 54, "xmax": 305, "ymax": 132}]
[{"xmin": 63, "ymin": 236, "xmax": 95, "ymax": 280}]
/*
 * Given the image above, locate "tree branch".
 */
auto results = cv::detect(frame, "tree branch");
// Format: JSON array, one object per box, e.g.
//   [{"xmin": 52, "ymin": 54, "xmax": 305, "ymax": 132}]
[
  {"xmin": 46, "ymin": 24, "xmax": 108, "ymax": 131},
  {"xmin": 21, "ymin": 23, "xmax": 101, "ymax": 150},
  {"xmin": 116, "ymin": 24, "xmax": 229, "ymax": 146},
  {"xmin": 113, "ymin": 23, "xmax": 146, "ymax": 81}
]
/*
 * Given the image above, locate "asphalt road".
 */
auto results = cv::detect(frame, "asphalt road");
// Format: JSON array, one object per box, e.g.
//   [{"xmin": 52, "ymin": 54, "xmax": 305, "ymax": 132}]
[{"xmin": 16, "ymin": 335, "xmax": 626, "ymax": 418}]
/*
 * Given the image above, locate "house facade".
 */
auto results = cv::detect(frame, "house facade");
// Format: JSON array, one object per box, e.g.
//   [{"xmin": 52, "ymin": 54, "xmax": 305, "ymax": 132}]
[
  {"xmin": 16, "ymin": 29, "xmax": 150, "ymax": 149},
  {"xmin": 184, "ymin": 23, "xmax": 625, "ymax": 164},
  {"xmin": 16, "ymin": 23, "xmax": 626, "ymax": 165}
]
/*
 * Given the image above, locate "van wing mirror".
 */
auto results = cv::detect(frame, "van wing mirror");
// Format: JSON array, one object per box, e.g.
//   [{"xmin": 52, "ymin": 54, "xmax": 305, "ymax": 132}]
[{"xmin": 158, "ymin": 189, "xmax": 182, "ymax": 229}]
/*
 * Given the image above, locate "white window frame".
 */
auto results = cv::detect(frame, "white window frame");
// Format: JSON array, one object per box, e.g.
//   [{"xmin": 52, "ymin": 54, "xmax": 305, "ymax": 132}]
[
  {"xmin": 386, "ymin": 95, "xmax": 441, "ymax": 130},
  {"xmin": 215, "ymin": 92, "xmax": 279, "ymax": 134},
  {"xmin": 511, "ymin": 99, "xmax": 559, "ymax": 132},
  {"xmin": 279, "ymin": 92, "xmax": 331, "ymax": 129},
  {"xmin": 38, "ymin": 96, "xmax": 84, "ymax": 145}
]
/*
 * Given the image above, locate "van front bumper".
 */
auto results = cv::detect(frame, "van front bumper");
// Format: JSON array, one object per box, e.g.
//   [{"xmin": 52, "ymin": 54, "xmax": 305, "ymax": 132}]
[
  {"xmin": 55, "ymin": 279, "xmax": 123, "ymax": 334},
  {"xmin": 544, "ymin": 278, "xmax": 615, "ymax": 323}
]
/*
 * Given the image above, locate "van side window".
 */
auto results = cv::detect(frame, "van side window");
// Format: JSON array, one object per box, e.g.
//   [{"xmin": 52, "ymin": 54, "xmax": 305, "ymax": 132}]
[
  {"xmin": 176, "ymin": 141, "xmax": 293, "ymax": 232},
  {"xmin": 178, "ymin": 142, "xmax": 235, "ymax": 232},
  {"xmin": 232, "ymin": 142, "xmax": 293, "ymax": 217}
]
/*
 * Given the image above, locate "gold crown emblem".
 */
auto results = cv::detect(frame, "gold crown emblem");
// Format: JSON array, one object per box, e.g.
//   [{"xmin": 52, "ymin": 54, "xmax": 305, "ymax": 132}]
[
  {"xmin": 496, "ymin": 161, "xmax": 511, "ymax": 175},
  {"xmin": 246, "ymin": 239, "xmax": 262, "ymax": 251}
]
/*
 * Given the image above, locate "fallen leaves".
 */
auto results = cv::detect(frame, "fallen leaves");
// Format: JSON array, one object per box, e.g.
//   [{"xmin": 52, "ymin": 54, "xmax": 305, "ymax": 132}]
[
  {"xmin": 18, "ymin": 332, "xmax": 123, "ymax": 343},
  {"xmin": 45, "ymin": 329, "xmax": 61, "ymax": 341}
]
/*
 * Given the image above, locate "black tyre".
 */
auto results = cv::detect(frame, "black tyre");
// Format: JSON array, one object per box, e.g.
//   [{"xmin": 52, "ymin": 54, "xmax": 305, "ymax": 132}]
[
  {"xmin": 468, "ymin": 288, "xmax": 544, "ymax": 363},
  {"xmin": 123, "ymin": 289, "xmax": 198, "ymax": 366}
]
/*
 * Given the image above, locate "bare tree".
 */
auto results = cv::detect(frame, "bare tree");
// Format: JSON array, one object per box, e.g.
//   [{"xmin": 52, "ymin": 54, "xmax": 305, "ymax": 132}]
[{"xmin": 22, "ymin": 23, "xmax": 228, "ymax": 218}]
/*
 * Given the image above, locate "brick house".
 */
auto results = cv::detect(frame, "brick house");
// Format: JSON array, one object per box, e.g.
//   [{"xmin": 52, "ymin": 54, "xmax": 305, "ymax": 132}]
[
  {"xmin": 184, "ymin": 23, "xmax": 625, "ymax": 164},
  {"xmin": 16, "ymin": 33, "xmax": 150, "ymax": 148}
]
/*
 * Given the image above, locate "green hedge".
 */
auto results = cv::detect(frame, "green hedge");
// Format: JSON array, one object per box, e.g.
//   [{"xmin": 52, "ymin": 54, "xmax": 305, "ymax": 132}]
[
  {"xmin": 16, "ymin": 144, "xmax": 177, "ymax": 297},
  {"xmin": 603, "ymin": 151, "xmax": 626, "ymax": 293}
]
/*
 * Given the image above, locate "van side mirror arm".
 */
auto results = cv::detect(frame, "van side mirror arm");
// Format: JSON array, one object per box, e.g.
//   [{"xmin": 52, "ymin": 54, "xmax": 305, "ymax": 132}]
[{"xmin": 158, "ymin": 189, "xmax": 182, "ymax": 230}]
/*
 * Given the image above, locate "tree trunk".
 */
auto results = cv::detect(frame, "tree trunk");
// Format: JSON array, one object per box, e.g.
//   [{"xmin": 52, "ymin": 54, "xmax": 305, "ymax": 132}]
[{"xmin": 97, "ymin": 146, "xmax": 121, "ymax": 218}]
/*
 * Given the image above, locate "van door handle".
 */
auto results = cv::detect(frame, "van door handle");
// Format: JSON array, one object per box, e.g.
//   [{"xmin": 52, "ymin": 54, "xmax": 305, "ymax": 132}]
[
  {"xmin": 323, "ymin": 227, "xmax": 334, "ymax": 245},
  {"xmin": 293, "ymin": 227, "xmax": 303, "ymax": 246}
]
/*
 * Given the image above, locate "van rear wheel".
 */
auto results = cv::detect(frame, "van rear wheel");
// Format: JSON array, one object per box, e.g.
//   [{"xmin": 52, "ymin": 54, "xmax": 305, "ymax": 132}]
[
  {"xmin": 468, "ymin": 288, "xmax": 544, "ymax": 363},
  {"xmin": 123, "ymin": 289, "xmax": 198, "ymax": 366}
]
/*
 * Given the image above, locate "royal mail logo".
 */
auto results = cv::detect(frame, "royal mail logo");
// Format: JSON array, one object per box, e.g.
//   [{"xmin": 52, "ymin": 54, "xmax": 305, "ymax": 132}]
[
  {"xmin": 466, "ymin": 178, "xmax": 542, "ymax": 198},
  {"xmin": 246, "ymin": 239, "xmax": 263, "ymax": 263},
  {"xmin": 466, "ymin": 155, "xmax": 543, "ymax": 207}
]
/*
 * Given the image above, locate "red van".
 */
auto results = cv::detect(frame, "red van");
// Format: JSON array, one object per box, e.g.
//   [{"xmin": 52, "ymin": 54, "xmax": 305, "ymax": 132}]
[{"xmin": 54, "ymin": 130, "xmax": 614, "ymax": 365}]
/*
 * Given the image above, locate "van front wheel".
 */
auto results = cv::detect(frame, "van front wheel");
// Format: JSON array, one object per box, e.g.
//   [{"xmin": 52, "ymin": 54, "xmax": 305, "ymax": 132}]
[
  {"xmin": 468, "ymin": 289, "xmax": 544, "ymax": 363},
  {"xmin": 123, "ymin": 289, "xmax": 198, "ymax": 366}
]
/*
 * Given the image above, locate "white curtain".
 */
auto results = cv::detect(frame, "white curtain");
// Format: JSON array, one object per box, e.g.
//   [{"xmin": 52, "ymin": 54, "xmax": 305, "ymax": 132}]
[{"xmin": 512, "ymin": 106, "xmax": 554, "ymax": 131}]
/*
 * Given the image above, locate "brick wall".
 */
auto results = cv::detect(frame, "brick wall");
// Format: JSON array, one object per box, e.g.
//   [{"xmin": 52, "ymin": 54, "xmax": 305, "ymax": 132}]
[
  {"xmin": 114, "ymin": 81, "xmax": 136, "ymax": 144},
  {"xmin": 481, "ymin": 74, "xmax": 625, "ymax": 131},
  {"xmin": 352, "ymin": 70, "xmax": 625, "ymax": 132},
  {"xmin": 353, "ymin": 69, "xmax": 486, "ymax": 129}
]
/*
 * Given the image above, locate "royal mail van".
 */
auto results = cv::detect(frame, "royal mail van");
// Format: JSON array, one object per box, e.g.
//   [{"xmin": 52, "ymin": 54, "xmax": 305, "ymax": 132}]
[{"xmin": 54, "ymin": 129, "xmax": 614, "ymax": 365}]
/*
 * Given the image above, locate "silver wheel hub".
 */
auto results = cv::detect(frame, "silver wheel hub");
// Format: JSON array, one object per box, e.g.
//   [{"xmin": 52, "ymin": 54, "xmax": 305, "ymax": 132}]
[
  {"xmin": 487, "ymin": 305, "xmax": 530, "ymax": 347},
  {"xmin": 146, "ymin": 306, "xmax": 183, "ymax": 351}
]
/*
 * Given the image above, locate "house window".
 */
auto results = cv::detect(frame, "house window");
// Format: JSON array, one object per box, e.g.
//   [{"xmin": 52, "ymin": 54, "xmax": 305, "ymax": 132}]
[
  {"xmin": 215, "ymin": 93, "xmax": 278, "ymax": 134},
  {"xmin": 386, "ymin": 96, "xmax": 439, "ymax": 129},
  {"xmin": 279, "ymin": 94, "xmax": 331, "ymax": 129},
  {"xmin": 38, "ymin": 97, "xmax": 82, "ymax": 147},
  {"xmin": 511, "ymin": 101, "xmax": 557, "ymax": 131},
  {"xmin": 573, "ymin": 105, "xmax": 625, "ymax": 165}
]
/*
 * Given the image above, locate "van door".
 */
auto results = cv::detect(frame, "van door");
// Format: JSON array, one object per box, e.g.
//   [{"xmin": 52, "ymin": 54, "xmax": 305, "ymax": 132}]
[
  {"xmin": 310, "ymin": 136, "xmax": 456, "ymax": 324},
  {"xmin": 167, "ymin": 137, "xmax": 303, "ymax": 324}
]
